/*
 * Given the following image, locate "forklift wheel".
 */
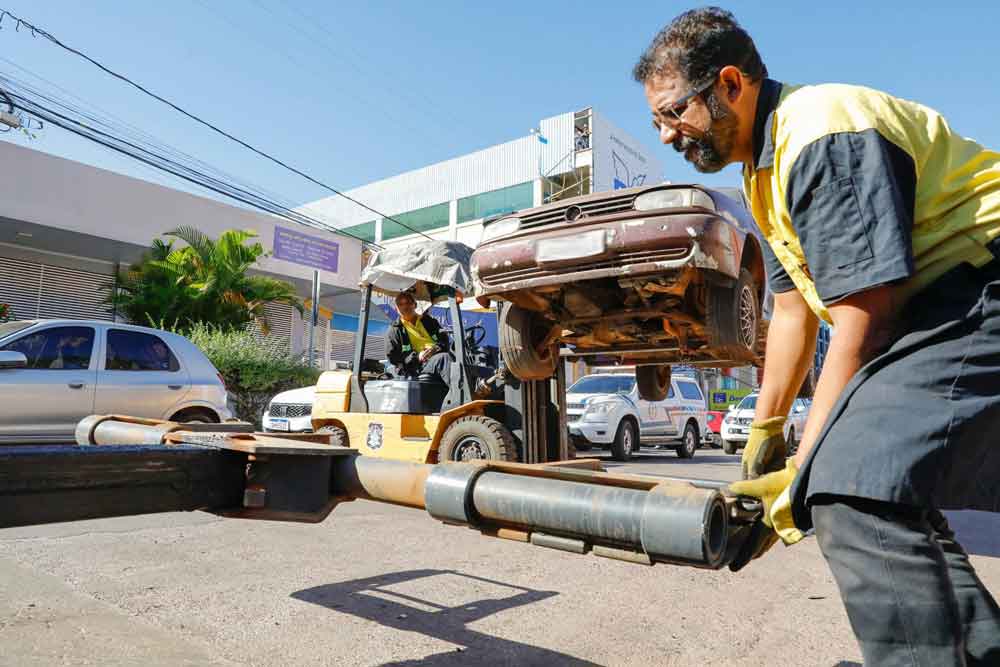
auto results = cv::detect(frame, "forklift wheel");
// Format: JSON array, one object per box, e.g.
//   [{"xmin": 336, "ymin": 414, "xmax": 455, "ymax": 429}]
[
  {"xmin": 316, "ymin": 424, "xmax": 347, "ymax": 447},
  {"xmin": 439, "ymin": 415, "xmax": 517, "ymax": 462}
]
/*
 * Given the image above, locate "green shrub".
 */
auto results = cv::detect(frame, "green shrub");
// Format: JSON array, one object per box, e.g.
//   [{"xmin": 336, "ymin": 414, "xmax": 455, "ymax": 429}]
[{"xmin": 184, "ymin": 323, "xmax": 321, "ymax": 426}]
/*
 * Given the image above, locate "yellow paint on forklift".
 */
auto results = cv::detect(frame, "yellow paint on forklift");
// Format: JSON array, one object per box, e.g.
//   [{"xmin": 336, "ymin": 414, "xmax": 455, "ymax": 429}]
[{"xmin": 314, "ymin": 370, "xmax": 350, "ymax": 412}]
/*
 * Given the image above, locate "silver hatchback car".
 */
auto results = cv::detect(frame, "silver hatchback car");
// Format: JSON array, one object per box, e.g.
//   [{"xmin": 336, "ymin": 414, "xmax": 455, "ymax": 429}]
[{"xmin": 0, "ymin": 320, "xmax": 233, "ymax": 443}]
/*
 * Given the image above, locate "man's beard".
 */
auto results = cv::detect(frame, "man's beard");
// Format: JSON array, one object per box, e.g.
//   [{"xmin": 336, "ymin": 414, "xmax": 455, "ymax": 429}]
[{"xmin": 673, "ymin": 92, "xmax": 738, "ymax": 173}]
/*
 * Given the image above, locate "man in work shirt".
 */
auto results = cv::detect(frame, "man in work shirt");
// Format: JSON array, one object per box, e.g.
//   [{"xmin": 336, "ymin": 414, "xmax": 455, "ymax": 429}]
[
  {"xmin": 387, "ymin": 291, "xmax": 452, "ymax": 384},
  {"xmin": 633, "ymin": 7, "xmax": 1000, "ymax": 664}
]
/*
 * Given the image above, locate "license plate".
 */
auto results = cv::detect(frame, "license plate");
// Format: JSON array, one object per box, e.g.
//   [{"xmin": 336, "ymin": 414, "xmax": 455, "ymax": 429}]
[
  {"xmin": 536, "ymin": 230, "xmax": 605, "ymax": 263},
  {"xmin": 269, "ymin": 418, "xmax": 290, "ymax": 432},
  {"xmin": 733, "ymin": 428, "xmax": 747, "ymax": 435}
]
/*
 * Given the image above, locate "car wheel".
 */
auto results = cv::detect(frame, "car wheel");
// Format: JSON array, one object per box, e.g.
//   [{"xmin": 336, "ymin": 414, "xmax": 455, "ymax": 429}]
[
  {"xmin": 171, "ymin": 408, "xmax": 218, "ymax": 424},
  {"xmin": 316, "ymin": 424, "xmax": 347, "ymax": 447},
  {"xmin": 499, "ymin": 305, "xmax": 558, "ymax": 381},
  {"xmin": 787, "ymin": 427, "xmax": 797, "ymax": 457},
  {"xmin": 636, "ymin": 364, "xmax": 671, "ymax": 401},
  {"xmin": 707, "ymin": 268, "xmax": 759, "ymax": 359},
  {"xmin": 609, "ymin": 419, "xmax": 636, "ymax": 462},
  {"xmin": 722, "ymin": 438, "xmax": 738, "ymax": 455},
  {"xmin": 677, "ymin": 421, "xmax": 698, "ymax": 459},
  {"xmin": 439, "ymin": 416, "xmax": 517, "ymax": 462}
]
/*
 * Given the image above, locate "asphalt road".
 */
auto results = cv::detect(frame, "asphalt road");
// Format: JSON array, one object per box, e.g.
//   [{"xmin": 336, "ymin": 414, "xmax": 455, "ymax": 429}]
[{"xmin": 2, "ymin": 446, "xmax": 998, "ymax": 666}]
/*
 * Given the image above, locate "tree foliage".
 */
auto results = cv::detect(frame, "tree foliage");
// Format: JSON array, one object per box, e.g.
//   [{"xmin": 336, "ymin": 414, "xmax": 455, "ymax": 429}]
[
  {"xmin": 107, "ymin": 227, "xmax": 303, "ymax": 332},
  {"xmin": 184, "ymin": 323, "xmax": 320, "ymax": 426}
]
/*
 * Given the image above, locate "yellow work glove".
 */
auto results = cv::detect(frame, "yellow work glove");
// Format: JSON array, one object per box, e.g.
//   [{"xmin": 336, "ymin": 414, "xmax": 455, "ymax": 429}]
[
  {"xmin": 729, "ymin": 459, "xmax": 805, "ymax": 544},
  {"xmin": 741, "ymin": 416, "xmax": 787, "ymax": 480}
]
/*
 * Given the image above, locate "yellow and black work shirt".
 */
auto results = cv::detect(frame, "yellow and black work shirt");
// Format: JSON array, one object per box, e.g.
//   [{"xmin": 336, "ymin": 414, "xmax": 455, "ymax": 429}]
[{"xmin": 744, "ymin": 79, "xmax": 1000, "ymax": 323}]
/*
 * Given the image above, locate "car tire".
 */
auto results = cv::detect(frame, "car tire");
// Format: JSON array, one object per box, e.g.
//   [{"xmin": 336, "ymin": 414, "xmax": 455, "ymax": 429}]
[
  {"xmin": 787, "ymin": 427, "xmax": 798, "ymax": 457},
  {"xmin": 439, "ymin": 415, "xmax": 517, "ymax": 462},
  {"xmin": 316, "ymin": 424, "xmax": 347, "ymax": 447},
  {"xmin": 171, "ymin": 408, "xmax": 219, "ymax": 424},
  {"xmin": 636, "ymin": 364, "xmax": 671, "ymax": 401},
  {"xmin": 499, "ymin": 305, "xmax": 558, "ymax": 381},
  {"xmin": 707, "ymin": 268, "xmax": 759, "ymax": 359},
  {"xmin": 677, "ymin": 421, "xmax": 698, "ymax": 459},
  {"xmin": 609, "ymin": 419, "xmax": 636, "ymax": 462},
  {"xmin": 722, "ymin": 438, "xmax": 738, "ymax": 455}
]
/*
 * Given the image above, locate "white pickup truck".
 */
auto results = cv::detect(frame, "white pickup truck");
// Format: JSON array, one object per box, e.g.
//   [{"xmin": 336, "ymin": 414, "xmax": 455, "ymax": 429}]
[{"xmin": 566, "ymin": 372, "xmax": 708, "ymax": 461}]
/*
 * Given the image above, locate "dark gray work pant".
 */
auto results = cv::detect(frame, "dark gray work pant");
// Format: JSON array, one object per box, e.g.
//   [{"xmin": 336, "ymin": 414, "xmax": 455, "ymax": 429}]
[
  {"xmin": 421, "ymin": 351, "xmax": 453, "ymax": 385},
  {"xmin": 812, "ymin": 497, "xmax": 1000, "ymax": 666}
]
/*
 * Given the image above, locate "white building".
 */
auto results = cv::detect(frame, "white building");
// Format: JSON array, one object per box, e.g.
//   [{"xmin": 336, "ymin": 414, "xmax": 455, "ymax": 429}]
[
  {"xmin": 0, "ymin": 141, "xmax": 363, "ymax": 363},
  {"xmin": 302, "ymin": 108, "xmax": 665, "ymax": 250}
]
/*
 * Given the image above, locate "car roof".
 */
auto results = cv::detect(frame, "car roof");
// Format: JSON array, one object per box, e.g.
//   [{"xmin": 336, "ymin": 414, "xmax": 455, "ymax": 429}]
[{"xmin": 14, "ymin": 319, "xmax": 184, "ymax": 338}]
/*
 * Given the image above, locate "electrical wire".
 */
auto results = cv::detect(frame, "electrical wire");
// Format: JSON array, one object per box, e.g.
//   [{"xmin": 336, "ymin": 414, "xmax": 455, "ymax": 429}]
[
  {"xmin": 0, "ymin": 60, "xmax": 336, "ymax": 232},
  {"xmin": 0, "ymin": 8, "xmax": 434, "ymax": 241},
  {"xmin": 2, "ymin": 79, "xmax": 383, "ymax": 248}
]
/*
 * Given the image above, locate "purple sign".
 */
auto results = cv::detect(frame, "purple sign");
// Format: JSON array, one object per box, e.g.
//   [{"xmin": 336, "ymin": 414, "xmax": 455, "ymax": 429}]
[{"xmin": 273, "ymin": 226, "xmax": 339, "ymax": 273}]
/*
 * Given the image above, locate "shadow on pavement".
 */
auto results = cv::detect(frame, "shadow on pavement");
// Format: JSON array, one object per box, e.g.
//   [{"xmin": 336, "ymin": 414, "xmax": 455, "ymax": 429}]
[
  {"xmin": 833, "ymin": 662, "xmax": 862, "ymax": 666},
  {"xmin": 292, "ymin": 569, "xmax": 601, "ymax": 666},
  {"xmin": 945, "ymin": 511, "xmax": 1000, "ymax": 558}
]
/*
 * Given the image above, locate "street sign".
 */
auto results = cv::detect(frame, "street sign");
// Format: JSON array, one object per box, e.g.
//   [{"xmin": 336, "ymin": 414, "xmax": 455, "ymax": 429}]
[{"xmin": 273, "ymin": 226, "xmax": 339, "ymax": 273}]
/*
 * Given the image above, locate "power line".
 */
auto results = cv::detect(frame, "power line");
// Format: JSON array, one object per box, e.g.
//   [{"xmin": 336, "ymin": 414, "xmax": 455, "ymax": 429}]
[
  {"xmin": 0, "ymin": 8, "xmax": 434, "ymax": 242},
  {"xmin": 1, "ymin": 78, "xmax": 383, "ymax": 249}
]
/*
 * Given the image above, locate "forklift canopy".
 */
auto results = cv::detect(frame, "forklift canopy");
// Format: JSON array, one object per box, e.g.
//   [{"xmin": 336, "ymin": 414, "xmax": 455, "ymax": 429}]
[{"xmin": 360, "ymin": 240, "xmax": 473, "ymax": 303}]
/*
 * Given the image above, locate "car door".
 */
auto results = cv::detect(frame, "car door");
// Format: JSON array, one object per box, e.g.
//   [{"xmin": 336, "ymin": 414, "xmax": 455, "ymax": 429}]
[
  {"xmin": 676, "ymin": 380, "xmax": 708, "ymax": 438},
  {"xmin": 0, "ymin": 324, "xmax": 98, "ymax": 441},
  {"xmin": 95, "ymin": 328, "xmax": 191, "ymax": 419}
]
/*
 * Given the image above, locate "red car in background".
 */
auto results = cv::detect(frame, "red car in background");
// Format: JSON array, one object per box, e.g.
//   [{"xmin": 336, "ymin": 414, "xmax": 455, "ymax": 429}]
[{"xmin": 704, "ymin": 410, "xmax": 725, "ymax": 448}]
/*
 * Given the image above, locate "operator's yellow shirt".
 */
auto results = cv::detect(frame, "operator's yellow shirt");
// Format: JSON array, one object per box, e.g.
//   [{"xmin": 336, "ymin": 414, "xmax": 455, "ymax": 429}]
[
  {"xmin": 744, "ymin": 79, "xmax": 1000, "ymax": 323},
  {"xmin": 401, "ymin": 317, "xmax": 435, "ymax": 353}
]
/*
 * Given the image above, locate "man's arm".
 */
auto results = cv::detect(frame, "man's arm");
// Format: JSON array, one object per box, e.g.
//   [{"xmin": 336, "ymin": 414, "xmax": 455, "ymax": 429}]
[
  {"xmin": 754, "ymin": 289, "xmax": 819, "ymax": 422},
  {"xmin": 792, "ymin": 283, "xmax": 904, "ymax": 466}
]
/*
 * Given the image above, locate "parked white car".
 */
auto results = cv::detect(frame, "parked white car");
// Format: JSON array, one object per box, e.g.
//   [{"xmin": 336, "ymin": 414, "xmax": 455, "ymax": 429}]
[
  {"xmin": 262, "ymin": 385, "xmax": 316, "ymax": 433},
  {"xmin": 0, "ymin": 319, "xmax": 233, "ymax": 444},
  {"xmin": 720, "ymin": 393, "xmax": 810, "ymax": 455},
  {"xmin": 566, "ymin": 372, "xmax": 708, "ymax": 461}
]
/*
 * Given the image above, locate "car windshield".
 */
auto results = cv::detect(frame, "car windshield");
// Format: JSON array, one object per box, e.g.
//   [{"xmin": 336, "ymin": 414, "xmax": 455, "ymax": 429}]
[
  {"xmin": 0, "ymin": 320, "xmax": 35, "ymax": 342},
  {"xmin": 568, "ymin": 375, "xmax": 636, "ymax": 395},
  {"xmin": 736, "ymin": 395, "xmax": 758, "ymax": 411}
]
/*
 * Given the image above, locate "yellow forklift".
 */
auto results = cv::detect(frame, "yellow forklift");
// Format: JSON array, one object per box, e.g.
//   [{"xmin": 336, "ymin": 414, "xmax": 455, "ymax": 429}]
[{"xmin": 310, "ymin": 241, "xmax": 521, "ymax": 463}]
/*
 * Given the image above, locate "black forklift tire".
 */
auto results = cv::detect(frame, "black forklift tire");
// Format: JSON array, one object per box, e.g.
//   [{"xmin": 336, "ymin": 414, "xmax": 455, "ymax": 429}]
[
  {"xmin": 636, "ymin": 364, "xmax": 671, "ymax": 401},
  {"xmin": 438, "ymin": 415, "xmax": 517, "ymax": 462},
  {"xmin": 677, "ymin": 421, "xmax": 698, "ymax": 459},
  {"xmin": 722, "ymin": 438, "xmax": 738, "ymax": 455},
  {"xmin": 707, "ymin": 268, "xmax": 760, "ymax": 357},
  {"xmin": 609, "ymin": 419, "xmax": 636, "ymax": 462},
  {"xmin": 500, "ymin": 305, "xmax": 558, "ymax": 381},
  {"xmin": 316, "ymin": 424, "xmax": 347, "ymax": 447}
]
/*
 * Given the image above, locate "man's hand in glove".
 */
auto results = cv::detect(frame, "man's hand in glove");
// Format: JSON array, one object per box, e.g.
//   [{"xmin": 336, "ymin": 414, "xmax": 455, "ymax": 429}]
[
  {"xmin": 741, "ymin": 416, "xmax": 788, "ymax": 479},
  {"xmin": 727, "ymin": 460, "xmax": 804, "ymax": 570}
]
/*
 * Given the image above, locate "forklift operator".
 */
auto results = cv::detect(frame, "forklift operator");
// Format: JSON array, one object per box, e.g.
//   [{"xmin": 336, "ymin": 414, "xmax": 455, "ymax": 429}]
[
  {"xmin": 634, "ymin": 7, "xmax": 1000, "ymax": 665},
  {"xmin": 387, "ymin": 291, "xmax": 452, "ymax": 384}
]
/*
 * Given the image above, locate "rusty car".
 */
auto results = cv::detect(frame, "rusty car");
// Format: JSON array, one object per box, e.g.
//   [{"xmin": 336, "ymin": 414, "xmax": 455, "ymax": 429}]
[{"xmin": 470, "ymin": 184, "xmax": 770, "ymax": 401}]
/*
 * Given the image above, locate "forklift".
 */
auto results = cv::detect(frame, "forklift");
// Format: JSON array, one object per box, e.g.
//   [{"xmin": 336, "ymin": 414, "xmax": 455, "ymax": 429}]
[{"xmin": 310, "ymin": 240, "xmax": 569, "ymax": 464}]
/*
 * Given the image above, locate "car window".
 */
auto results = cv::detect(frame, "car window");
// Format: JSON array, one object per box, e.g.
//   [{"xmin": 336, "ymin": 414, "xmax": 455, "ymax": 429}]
[
  {"xmin": 0, "ymin": 326, "xmax": 95, "ymax": 370},
  {"xmin": 106, "ymin": 330, "xmax": 180, "ymax": 372},
  {"xmin": 736, "ymin": 395, "xmax": 757, "ymax": 410},
  {"xmin": 567, "ymin": 375, "xmax": 636, "ymax": 394},
  {"xmin": 677, "ymin": 381, "xmax": 703, "ymax": 401}
]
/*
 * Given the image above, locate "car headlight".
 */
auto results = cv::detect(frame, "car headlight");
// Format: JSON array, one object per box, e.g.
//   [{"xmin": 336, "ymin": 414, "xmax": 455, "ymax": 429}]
[
  {"xmin": 480, "ymin": 216, "xmax": 521, "ymax": 242},
  {"xmin": 633, "ymin": 188, "xmax": 715, "ymax": 212},
  {"xmin": 582, "ymin": 401, "xmax": 615, "ymax": 421}
]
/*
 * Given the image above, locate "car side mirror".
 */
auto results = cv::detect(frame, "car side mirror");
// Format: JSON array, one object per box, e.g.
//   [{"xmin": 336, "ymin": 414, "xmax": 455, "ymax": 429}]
[{"xmin": 0, "ymin": 351, "xmax": 27, "ymax": 369}]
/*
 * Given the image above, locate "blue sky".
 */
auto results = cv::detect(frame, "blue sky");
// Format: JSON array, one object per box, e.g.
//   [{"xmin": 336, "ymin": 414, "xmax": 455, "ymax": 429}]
[{"xmin": 1, "ymin": 1, "xmax": 997, "ymax": 218}]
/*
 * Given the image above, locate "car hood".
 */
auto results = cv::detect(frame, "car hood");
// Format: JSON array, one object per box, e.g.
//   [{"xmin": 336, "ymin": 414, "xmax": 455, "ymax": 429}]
[
  {"xmin": 566, "ymin": 392, "xmax": 629, "ymax": 406},
  {"xmin": 269, "ymin": 386, "xmax": 316, "ymax": 405}
]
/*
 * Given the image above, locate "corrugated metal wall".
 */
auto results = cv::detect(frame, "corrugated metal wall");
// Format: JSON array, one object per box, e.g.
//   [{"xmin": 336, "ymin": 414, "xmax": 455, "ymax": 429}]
[{"xmin": 0, "ymin": 255, "xmax": 114, "ymax": 322}]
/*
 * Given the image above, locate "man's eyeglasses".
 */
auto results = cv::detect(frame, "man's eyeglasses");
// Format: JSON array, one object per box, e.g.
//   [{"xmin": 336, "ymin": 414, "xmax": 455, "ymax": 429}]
[{"xmin": 652, "ymin": 76, "xmax": 718, "ymax": 131}]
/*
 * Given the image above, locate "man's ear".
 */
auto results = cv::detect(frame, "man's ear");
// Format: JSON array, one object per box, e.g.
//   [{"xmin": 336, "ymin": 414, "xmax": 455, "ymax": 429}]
[{"xmin": 718, "ymin": 65, "xmax": 743, "ymax": 103}]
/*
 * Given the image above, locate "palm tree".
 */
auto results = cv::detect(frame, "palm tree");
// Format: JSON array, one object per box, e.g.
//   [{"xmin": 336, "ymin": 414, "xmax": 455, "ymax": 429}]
[{"xmin": 107, "ymin": 228, "xmax": 303, "ymax": 332}]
